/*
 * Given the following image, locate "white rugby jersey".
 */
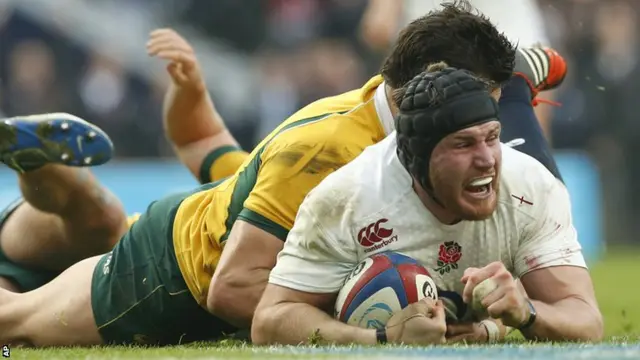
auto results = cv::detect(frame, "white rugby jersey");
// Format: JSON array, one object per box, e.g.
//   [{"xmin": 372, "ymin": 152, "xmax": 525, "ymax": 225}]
[{"xmin": 269, "ymin": 133, "xmax": 586, "ymax": 320}]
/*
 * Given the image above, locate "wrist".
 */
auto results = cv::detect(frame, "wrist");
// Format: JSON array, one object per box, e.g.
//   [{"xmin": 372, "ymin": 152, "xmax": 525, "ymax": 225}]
[
  {"xmin": 170, "ymin": 79, "xmax": 207, "ymax": 97},
  {"xmin": 479, "ymin": 319, "xmax": 501, "ymax": 343},
  {"xmin": 517, "ymin": 299, "xmax": 537, "ymax": 331},
  {"xmin": 376, "ymin": 327, "xmax": 388, "ymax": 344},
  {"xmin": 178, "ymin": 82, "xmax": 207, "ymax": 96},
  {"xmin": 359, "ymin": 328, "xmax": 381, "ymax": 345}
]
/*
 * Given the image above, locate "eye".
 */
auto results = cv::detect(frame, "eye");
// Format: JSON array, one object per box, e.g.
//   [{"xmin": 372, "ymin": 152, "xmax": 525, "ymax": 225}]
[
  {"xmin": 486, "ymin": 133, "xmax": 499, "ymax": 143},
  {"xmin": 456, "ymin": 142, "xmax": 471, "ymax": 149}
]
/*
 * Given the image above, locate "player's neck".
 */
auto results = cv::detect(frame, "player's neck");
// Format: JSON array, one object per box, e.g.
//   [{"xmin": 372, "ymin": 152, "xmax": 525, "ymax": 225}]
[
  {"xmin": 385, "ymin": 84, "xmax": 399, "ymax": 118},
  {"xmin": 412, "ymin": 180, "xmax": 461, "ymax": 225}
]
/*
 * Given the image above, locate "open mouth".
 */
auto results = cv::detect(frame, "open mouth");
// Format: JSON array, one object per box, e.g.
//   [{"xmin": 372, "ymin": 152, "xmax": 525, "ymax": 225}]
[{"xmin": 464, "ymin": 176, "xmax": 494, "ymax": 199}]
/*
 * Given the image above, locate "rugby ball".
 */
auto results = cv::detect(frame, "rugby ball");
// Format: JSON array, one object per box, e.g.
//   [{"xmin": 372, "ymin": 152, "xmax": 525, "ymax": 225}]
[{"xmin": 334, "ymin": 251, "xmax": 438, "ymax": 329}]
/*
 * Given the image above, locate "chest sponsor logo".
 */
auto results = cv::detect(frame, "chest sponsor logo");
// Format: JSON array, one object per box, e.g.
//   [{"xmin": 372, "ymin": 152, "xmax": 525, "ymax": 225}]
[{"xmin": 357, "ymin": 218, "xmax": 398, "ymax": 253}]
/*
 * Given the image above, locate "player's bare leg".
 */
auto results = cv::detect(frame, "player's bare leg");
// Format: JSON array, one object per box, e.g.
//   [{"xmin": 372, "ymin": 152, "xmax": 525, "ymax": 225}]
[
  {"xmin": 0, "ymin": 277, "xmax": 20, "ymax": 292},
  {"xmin": 0, "ymin": 113, "xmax": 126, "ymax": 272},
  {"xmin": 0, "ymin": 256, "xmax": 103, "ymax": 346}
]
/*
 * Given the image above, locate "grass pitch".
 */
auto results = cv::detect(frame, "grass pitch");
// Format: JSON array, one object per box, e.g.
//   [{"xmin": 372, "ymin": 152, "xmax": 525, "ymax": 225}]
[{"xmin": 8, "ymin": 247, "xmax": 640, "ymax": 359}]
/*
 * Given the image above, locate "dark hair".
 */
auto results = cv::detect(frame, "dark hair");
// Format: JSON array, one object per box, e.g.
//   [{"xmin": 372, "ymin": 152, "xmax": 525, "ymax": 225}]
[{"xmin": 380, "ymin": 0, "xmax": 516, "ymax": 90}]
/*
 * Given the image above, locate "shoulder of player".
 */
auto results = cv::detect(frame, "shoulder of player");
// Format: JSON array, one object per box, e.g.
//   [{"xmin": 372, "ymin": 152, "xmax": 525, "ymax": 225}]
[
  {"xmin": 267, "ymin": 98, "xmax": 379, "ymax": 148},
  {"xmin": 259, "ymin": 105, "xmax": 382, "ymax": 175},
  {"xmin": 302, "ymin": 136, "xmax": 410, "ymax": 225},
  {"xmin": 498, "ymin": 145, "xmax": 560, "ymax": 214}
]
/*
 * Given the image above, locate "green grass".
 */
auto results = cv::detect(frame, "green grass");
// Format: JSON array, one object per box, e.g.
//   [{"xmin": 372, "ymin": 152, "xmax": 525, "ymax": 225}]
[
  {"xmin": 590, "ymin": 247, "xmax": 640, "ymax": 338},
  {"xmin": 7, "ymin": 248, "xmax": 640, "ymax": 359}
]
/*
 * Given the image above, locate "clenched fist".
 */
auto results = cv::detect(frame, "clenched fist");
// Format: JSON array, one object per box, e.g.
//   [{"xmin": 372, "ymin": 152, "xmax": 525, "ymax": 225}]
[
  {"xmin": 461, "ymin": 262, "xmax": 530, "ymax": 328},
  {"xmin": 146, "ymin": 28, "xmax": 206, "ymax": 93},
  {"xmin": 385, "ymin": 298, "xmax": 447, "ymax": 345}
]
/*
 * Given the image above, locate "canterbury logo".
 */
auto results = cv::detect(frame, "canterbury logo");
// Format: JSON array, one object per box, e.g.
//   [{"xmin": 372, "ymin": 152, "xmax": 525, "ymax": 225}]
[{"xmin": 357, "ymin": 218, "xmax": 393, "ymax": 247}]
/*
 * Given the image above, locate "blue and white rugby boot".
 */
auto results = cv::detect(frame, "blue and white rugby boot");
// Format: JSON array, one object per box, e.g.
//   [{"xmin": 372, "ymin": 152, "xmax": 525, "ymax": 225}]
[{"xmin": 0, "ymin": 113, "xmax": 113, "ymax": 173}]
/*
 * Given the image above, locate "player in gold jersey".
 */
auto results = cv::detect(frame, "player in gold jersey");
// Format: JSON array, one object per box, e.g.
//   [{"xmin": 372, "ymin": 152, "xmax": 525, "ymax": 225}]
[{"xmin": 0, "ymin": 3, "xmax": 568, "ymax": 346}]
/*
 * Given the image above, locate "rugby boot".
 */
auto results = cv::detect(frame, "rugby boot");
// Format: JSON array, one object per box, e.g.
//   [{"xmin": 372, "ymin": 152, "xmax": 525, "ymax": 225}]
[
  {"xmin": 0, "ymin": 113, "xmax": 113, "ymax": 173},
  {"xmin": 514, "ymin": 46, "xmax": 567, "ymax": 106}
]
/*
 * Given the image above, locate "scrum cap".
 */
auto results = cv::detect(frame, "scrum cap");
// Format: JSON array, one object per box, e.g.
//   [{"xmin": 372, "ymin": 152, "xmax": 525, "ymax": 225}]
[{"xmin": 395, "ymin": 67, "xmax": 500, "ymax": 197}]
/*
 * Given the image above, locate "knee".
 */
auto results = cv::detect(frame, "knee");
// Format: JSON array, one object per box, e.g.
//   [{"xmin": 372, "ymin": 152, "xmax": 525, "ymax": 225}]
[
  {"xmin": 77, "ymin": 201, "xmax": 128, "ymax": 249},
  {"xmin": 98, "ymin": 204, "xmax": 128, "ymax": 235}
]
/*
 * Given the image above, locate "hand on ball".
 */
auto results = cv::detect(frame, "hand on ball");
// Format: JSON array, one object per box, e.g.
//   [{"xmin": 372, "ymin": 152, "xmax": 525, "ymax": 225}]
[
  {"xmin": 461, "ymin": 262, "xmax": 529, "ymax": 328},
  {"xmin": 385, "ymin": 298, "xmax": 447, "ymax": 345}
]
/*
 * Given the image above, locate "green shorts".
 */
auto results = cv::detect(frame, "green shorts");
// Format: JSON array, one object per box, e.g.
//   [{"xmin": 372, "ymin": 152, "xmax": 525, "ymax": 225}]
[
  {"xmin": 91, "ymin": 184, "xmax": 237, "ymax": 345},
  {"xmin": 0, "ymin": 197, "xmax": 58, "ymax": 291}
]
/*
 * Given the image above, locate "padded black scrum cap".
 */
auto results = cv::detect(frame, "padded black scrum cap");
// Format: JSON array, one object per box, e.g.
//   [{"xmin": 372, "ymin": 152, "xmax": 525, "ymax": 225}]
[{"xmin": 395, "ymin": 67, "xmax": 500, "ymax": 196}]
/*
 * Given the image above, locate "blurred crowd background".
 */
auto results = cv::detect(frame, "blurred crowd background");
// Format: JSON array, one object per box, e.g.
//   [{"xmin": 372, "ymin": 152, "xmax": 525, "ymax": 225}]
[{"xmin": 0, "ymin": 0, "xmax": 638, "ymax": 250}]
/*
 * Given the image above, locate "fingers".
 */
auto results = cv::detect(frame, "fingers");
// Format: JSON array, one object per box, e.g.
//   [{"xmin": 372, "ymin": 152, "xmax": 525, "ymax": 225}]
[
  {"xmin": 479, "ymin": 271, "xmax": 513, "ymax": 308},
  {"xmin": 485, "ymin": 287, "xmax": 525, "ymax": 323},
  {"xmin": 431, "ymin": 300, "xmax": 446, "ymax": 322},
  {"xmin": 152, "ymin": 50, "xmax": 196, "ymax": 66},
  {"xmin": 147, "ymin": 36, "xmax": 191, "ymax": 54},
  {"xmin": 414, "ymin": 297, "xmax": 437, "ymax": 315},
  {"xmin": 462, "ymin": 262, "xmax": 503, "ymax": 303},
  {"xmin": 148, "ymin": 28, "xmax": 191, "ymax": 48},
  {"xmin": 461, "ymin": 267, "xmax": 480, "ymax": 283},
  {"xmin": 146, "ymin": 28, "xmax": 196, "ymax": 66},
  {"xmin": 166, "ymin": 63, "xmax": 188, "ymax": 83},
  {"xmin": 486, "ymin": 296, "xmax": 512, "ymax": 320},
  {"xmin": 479, "ymin": 281, "xmax": 506, "ymax": 309}
]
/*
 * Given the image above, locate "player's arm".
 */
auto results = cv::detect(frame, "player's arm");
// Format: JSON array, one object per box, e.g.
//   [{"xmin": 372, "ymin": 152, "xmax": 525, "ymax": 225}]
[
  {"xmin": 147, "ymin": 28, "xmax": 248, "ymax": 183},
  {"xmin": 250, "ymin": 196, "xmax": 377, "ymax": 345},
  {"xmin": 515, "ymin": 181, "xmax": 603, "ymax": 341},
  {"xmin": 254, "ymin": 285, "xmax": 377, "ymax": 345},
  {"xmin": 205, "ymin": 219, "xmax": 283, "ymax": 329},
  {"xmin": 205, "ymin": 140, "xmax": 357, "ymax": 328}
]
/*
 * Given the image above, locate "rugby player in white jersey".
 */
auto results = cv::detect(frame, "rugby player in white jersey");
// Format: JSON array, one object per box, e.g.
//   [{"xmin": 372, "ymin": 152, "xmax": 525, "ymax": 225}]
[{"xmin": 252, "ymin": 67, "xmax": 603, "ymax": 345}]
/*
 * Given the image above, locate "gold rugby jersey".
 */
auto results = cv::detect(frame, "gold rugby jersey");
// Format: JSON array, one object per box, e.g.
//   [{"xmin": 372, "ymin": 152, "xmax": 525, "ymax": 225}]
[{"xmin": 172, "ymin": 75, "xmax": 389, "ymax": 305}]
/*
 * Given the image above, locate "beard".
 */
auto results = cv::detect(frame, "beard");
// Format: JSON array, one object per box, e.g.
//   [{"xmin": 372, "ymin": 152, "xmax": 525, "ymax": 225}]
[{"xmin": 431, "ymin": 174, "xmax": 500, "ymax": 221}]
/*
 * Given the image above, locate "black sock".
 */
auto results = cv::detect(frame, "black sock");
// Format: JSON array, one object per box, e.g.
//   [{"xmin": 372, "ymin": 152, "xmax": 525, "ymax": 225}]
[{"xmin": 499, "ymin": 76, "xmax": 564, "ymax": 182}]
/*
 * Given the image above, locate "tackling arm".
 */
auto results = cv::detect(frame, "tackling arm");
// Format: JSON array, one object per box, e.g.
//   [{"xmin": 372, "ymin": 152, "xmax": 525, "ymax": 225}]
[
  {"xmin": 206, "ymin": 220, "xmax": 283, "ymax": 329},
  {"xmin": 252, "ymin": 284, "xmax": 376, "ymax": 345},
  {"xmin": 206, "ymin": 137, "xmax": 365, "ymax": 328},
  {"xmin": 250, "ymin": 196, "xmax": 376, "ymax": 345}
]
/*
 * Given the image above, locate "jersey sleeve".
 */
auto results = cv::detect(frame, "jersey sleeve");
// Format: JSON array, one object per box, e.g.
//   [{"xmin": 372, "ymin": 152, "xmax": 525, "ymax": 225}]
[
  {"xmin": 238, "ymin": 139, "xmax": 361, "ymax": 241},
  {"xmin": 514, "ymin": 180, "xmax": 587, "ymax": 278},
  {"xmin": 268, "ymin": 187, "xmax": 358, "ymax": 293},
  {"xmin": 198, "ymin": 145, "xmax": 250, "ymax": 183}
]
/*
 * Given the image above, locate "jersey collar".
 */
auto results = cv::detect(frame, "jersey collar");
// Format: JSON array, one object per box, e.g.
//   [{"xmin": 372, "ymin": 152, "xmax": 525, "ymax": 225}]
[{"xmin": 374, "ymin": 81, "xmax": 396, "ymax": 136}]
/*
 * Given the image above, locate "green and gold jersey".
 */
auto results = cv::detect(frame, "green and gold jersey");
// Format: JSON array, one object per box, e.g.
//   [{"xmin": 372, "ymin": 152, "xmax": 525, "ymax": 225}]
[{"xmin": 172, "ymin": 75, "xmax": 388, "ymax": 305}]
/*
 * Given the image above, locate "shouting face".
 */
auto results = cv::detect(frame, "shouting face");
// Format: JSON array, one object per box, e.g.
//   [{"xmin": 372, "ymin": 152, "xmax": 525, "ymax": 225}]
[{"xmin": 428, "ymin": 120, "xmax": 502, "ymax": 221}]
